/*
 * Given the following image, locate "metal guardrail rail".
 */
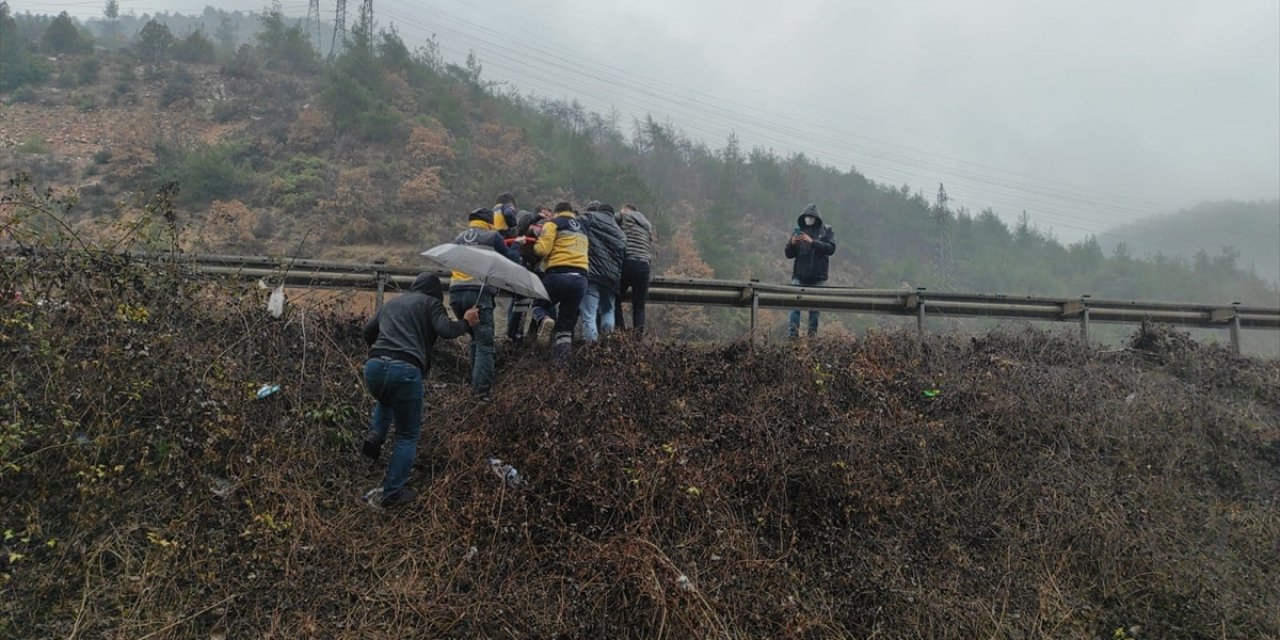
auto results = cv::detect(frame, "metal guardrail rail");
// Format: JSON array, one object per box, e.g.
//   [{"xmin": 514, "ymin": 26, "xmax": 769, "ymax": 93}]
[
  {"xmin": 5, "ymin": 247, "xmax": 1277, "ymax": 353},
  {"xmin": 174, "ymin": 252, "xmax": 1278, "ymax": 354}
]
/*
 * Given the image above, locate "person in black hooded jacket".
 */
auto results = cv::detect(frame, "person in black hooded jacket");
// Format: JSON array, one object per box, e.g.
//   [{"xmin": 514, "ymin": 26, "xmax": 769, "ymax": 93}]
[
  {"xmin": 579, "ymin": 201, "xmax": 626, "ymax": 341},
  {"xmin": 784, "ymin": 203, "xmax": 837, "ymax": 337},
  {"xmin": 360, "ymin": 273, "xmax": 478, "ymax": 509}
]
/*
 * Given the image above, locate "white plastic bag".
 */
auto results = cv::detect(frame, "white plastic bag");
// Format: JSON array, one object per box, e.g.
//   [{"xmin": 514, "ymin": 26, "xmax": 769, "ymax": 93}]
[{"xmin": 267, "ymin": 285, "xmax": 285, "ymax": 318}]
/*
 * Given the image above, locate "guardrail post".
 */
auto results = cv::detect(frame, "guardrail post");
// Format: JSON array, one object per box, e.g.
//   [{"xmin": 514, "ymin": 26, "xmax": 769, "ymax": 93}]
[
  {"xmin": 374, "ymin": 258, "xmax": 388, "ymax": 309},
  {"xmin": 915, "ymin": 287, "xmax": 926, "ymax": 336},
  {"xmin": 1080, "ymin": 294, "xmax": 1091, "ymax": 343},
  {"xmin": 1229, "ymin": 302, "xmax": 1241, "ymax": 355},
  {"xmin": 749, "ymin": 290, "xmax": 759, "ymax": 332}
]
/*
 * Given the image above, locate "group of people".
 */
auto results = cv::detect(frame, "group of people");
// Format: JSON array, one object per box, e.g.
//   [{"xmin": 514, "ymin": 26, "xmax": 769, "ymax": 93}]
[
  {"xmin": 357, "ymin": 197, "xmax": 835, "ymax": 508},
  {"xmin": 356, "ymin": 193, "xmax": 656, "ymax": 508}
]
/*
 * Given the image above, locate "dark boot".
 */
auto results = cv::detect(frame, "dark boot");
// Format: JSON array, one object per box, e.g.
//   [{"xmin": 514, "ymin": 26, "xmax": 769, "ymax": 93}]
[
  {"xmin": 361, "ymin": 432, "xmax": 384, "ymax": 461},
  {"xmin": 552, "ymin": 341, "xmax": 572, "ymax": 367}
]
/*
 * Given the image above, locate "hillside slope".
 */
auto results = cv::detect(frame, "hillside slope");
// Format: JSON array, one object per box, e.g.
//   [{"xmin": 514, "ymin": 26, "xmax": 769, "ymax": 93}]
[
  {"xmin": 2, "ymin": 249, "xmax": 1277, "ymax": 639},
  {"xmin": 1100, "ymin": 200, "xmax": 1280, "ymax": 284},
  {"xmin": 3, "ymin": 5, "xmax": 1278, "ymax": 317}
]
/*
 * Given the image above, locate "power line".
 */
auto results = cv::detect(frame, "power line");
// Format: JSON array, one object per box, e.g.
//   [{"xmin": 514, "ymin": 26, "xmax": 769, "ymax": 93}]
[
  {"xmin": 376, "ymin": 2, "xmax": 1267, "ymax": 250},
  {"xmin": 425, "ymin": 0, "xmax": 1182, "ymax": 215},
  {"xmin": 382, "ymin": 4, "xmax": 1162, "ymax": 226}
]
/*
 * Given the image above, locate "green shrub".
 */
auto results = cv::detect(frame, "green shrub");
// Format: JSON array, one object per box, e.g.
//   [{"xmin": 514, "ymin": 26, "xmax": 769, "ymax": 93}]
[
  {"xmin": 270, "ymin": 154, "xmax": 329, "ymax": 213},
  {"xmin": 151, "ymin": 143, "xmax": 254, "ymax": 209},
  {"xmin": 16, "ymin": 135, "xmax": 49, "ymax": 154},
  {"xmin": 76, "ymin": 57, "xmax": 99, "ymax": 85},
  {"xmin": 173, "ymin": 29, "xmax": 216, "ymax": 63},
  {"xmin": 211, "ymin": 99, "xmax": 249, "ymax": 123},
  {"xmin": 72, "ymin": 91, "xmax": 96, "ymax": 112},
  {"xmin": 0, "ymin": 4, "xmax": 50, "ymax": 92},
  {"xmin": 7, "ymin": 86, "xmax": 37, "ymax": 104},
  {"xmin": 42, "ymin": 12, "xmax": 91, "ymax": 54},
  {"xmin": 159, "ymin": 68, "xmax": 195, "ymax": 107},
  {"xmin": 135, "ymin": 20, "xmax": 173, "ymax": 64},
  {"xmin": 73, "ymin": 57, "xmax": 98, "ymax": 85},
  {"xmin": 318, "ymin": 67, "xmax": 401, "ymax": 142},
  {"xmin": 255, "ymin": 8, "xmax": 319, "ymax": 75},
  {"xmin": 220, "ymin": 45, "xmax": 258, "ymax": 80}
]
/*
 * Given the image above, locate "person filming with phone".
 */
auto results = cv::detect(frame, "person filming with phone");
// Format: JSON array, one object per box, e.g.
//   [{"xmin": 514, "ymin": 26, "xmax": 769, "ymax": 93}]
[{"xmin": 784, "ymin": 203, "xmax": 837, "ymax": 338}]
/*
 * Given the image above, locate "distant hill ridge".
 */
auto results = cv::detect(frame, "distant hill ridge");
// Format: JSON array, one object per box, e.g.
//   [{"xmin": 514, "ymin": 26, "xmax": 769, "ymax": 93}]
[{"xmin": 1100, "ymin": 200, "xmax": 1280, "ymax": 284}]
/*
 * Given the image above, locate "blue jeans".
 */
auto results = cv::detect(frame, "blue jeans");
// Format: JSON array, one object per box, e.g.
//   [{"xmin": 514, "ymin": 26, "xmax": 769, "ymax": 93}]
[
  {"xmin": 579, "ymin": 282, "xmax": 616, "ymax": 342},
  {"xmin": 363, "ymin": 358, "xmax": 423, "ymax": 495},
  {"xmin": 450, "ymin": 288, "xmax": 495, "ymax": 393},
  {"xmin": 788, "ymin": 277, "xmax": 826, "ymax": 337}
]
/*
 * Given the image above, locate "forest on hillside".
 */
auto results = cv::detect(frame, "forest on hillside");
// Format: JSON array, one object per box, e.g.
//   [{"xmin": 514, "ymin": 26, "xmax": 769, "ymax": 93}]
[
  {"xmin": 1099, "ymin": 200, "xmax": 1280, "ymax": 285},
  {"xmin": 2, "ymin": 4, "xmax": 1277, "ymax": 336}
]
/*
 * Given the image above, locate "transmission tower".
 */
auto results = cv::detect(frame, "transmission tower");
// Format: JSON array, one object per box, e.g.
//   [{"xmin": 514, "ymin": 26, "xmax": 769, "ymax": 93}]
[
  {"xmin": 932, "ymin": 183, "xmax": 957, "ymax": 291},
  {"xmin": 329, "ymin": 0, "xmax": 346, "ymax": 57},
  {"xmin": 304, "ymin": 0, "xmax": 322, "ymax": 53}
]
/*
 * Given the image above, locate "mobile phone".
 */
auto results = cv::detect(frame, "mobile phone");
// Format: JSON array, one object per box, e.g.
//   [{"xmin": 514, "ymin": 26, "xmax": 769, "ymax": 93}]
[{"xmin": 793, "ymin": 226, "xmax": 801, "ymax": 235}]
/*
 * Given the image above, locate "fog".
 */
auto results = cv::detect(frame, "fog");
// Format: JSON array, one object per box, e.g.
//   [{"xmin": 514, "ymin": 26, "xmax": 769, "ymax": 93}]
[{"xmin": 16, "ymin": 0, "xmax": 1280, "ymax": 239}]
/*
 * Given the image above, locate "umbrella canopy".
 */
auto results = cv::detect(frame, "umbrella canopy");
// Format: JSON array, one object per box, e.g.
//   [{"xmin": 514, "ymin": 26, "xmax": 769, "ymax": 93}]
[{"xmin": 420, "ymin": 243, "xmax": 549, "ymax": 301}]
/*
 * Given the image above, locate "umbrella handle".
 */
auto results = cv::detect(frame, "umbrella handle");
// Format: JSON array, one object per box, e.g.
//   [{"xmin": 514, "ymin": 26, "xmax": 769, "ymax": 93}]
[{"xmin": 474, "ymin": 275, "xmax": 487, "ymax": 310}]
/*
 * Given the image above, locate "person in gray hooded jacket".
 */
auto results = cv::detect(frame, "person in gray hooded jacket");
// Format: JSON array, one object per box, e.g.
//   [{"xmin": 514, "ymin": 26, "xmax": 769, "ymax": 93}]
[
  {"xmin": 615, "ymin": 203, "xmax": 654, "ymax": 332},
  {"xmin": 360, "ymin": 273, "xmax": 478, "ymax": 509},
  {"xmin": 784, "ymin": 203, "xmax": 837, "ymax": 338}
]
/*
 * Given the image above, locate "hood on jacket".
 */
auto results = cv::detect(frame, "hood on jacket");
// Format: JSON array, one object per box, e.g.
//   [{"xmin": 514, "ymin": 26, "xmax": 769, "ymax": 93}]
[
  {"xmin": 584, "ymin": 200, "xmax": 602, "ymax": 212},
  {"xmin": 410, "ymin": 273, "xmax": 444, "ymax": 299},
  {"xmin": 469, "ymin": 207, "xmax": 494, "ymax": 225},
  {"xmin": 796, "ymin": 203, "xmax": 824, "ymax": 228}
]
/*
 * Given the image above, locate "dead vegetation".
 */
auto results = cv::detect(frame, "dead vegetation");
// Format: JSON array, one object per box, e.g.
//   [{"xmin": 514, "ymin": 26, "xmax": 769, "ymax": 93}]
[{"xmin": 1, "ymin": 248, "xmax": 1278, "ymax": 639}]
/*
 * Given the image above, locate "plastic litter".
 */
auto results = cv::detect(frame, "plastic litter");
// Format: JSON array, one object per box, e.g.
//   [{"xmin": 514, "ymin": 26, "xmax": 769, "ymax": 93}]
[
  {"xmin": 267, "ymin": 285, "xmax": 285, "ymax": 318},
  {"xmin": 921, "ymin": 389, "xmax": 941, "ymax": 398},
  {"xmin": 256, "ymin": 384, "xmax": 281, "ymax": 399},
  {"xmin": 487, "ymin": 457, "xmax": 524, "ymax": 487}
]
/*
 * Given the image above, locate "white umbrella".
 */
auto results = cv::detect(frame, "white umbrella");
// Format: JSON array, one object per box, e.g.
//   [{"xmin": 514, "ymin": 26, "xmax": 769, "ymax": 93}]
[{"xmin": 420, "ymin": 243, "xmax": 549, "ymax": 301}]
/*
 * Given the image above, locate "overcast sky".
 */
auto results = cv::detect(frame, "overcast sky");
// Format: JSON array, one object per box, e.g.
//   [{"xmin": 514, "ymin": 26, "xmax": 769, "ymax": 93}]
[{"xmin": 17, "ymin": 0, "xmax": 1280, "ymax": 239}]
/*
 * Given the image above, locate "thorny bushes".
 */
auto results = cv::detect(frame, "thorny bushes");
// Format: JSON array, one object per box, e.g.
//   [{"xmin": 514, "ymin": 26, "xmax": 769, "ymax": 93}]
[{"xmin": 1, "ymin": 247, "xmax": 1278, "ymax": 639}]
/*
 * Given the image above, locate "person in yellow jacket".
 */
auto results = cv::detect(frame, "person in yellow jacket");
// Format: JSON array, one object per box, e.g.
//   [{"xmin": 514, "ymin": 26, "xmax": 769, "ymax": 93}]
[
  {"xmin": 519, "ymin": 201, "xmax": 588, "ymax": 365},
  {"xmin": 492, "ymin": 192, "xmax": 517, "ymax": 237}
]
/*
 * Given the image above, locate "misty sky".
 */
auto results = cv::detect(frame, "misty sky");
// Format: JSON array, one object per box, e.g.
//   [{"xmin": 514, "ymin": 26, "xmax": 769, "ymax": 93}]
[{"xmin": 16, "ymin": 0, "xmax": 1280, "ymax": 240}]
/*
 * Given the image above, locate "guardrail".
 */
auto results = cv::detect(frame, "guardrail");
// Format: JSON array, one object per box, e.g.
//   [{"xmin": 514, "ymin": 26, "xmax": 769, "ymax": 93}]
[
  {"xmin": 176, "ymin": 252, "xmax": 1278, "ymax": 354},
  {"xmin": 5, "ymin": 247, "xmax": 1277, "ymax": 353}
]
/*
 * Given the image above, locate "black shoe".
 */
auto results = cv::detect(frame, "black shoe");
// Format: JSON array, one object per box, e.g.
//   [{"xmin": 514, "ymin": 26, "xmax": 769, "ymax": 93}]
[
  {"xmin": 381, "ymin": 487, "xmax": 418, "ymax": 508},
  {"xmin": 361, "ymin": 433, "xmax": 384, "ymax": 461}
]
